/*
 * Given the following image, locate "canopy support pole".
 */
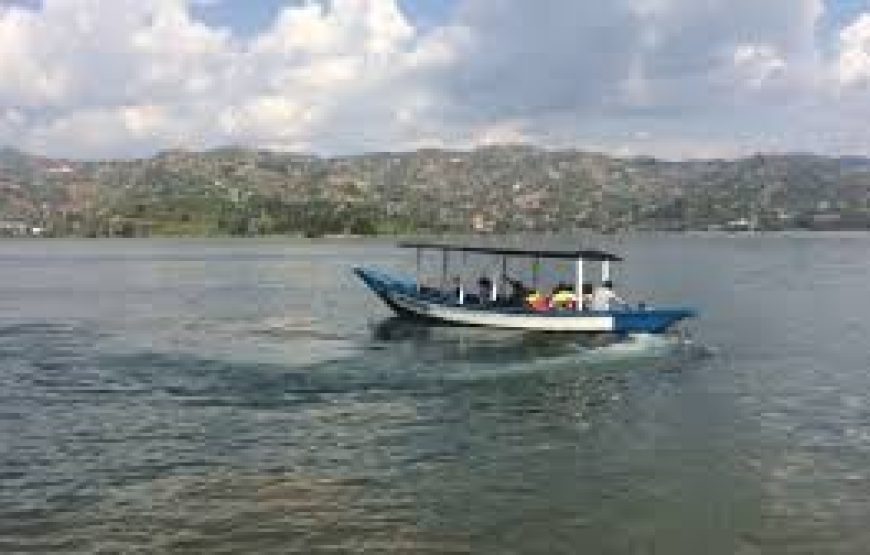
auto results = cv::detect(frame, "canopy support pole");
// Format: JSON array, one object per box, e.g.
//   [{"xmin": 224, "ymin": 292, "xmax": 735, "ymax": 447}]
[
  {"xmin": 416, "ymin": 248, "xmax": 422, "ymax": 292},
  {"xmin": 602, "ymin": 260, "xmax": 611, "ymax": 283},
  {"xmin": 532, "ymin": 256, "xmax": 540, "ymax": 290},
  {"xmin": 575, "ymin": 258, "xmax": 584, "ymax": 312},
  {"xmin": 491, "ymin": 256, "xmax": 499, "ymax": 303},
  {"xmin": 441, "ymin": 249, "xmax": 448, "ymax": 291},
  {"xmin": 501, "ymin": 256, "xmax": 508, "ymax": 296}
]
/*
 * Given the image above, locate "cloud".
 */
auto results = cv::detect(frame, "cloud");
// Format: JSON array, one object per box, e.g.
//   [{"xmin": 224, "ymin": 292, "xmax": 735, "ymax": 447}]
[
  {"xmin": 732, "ymin": 44, "xmax": 788, "ymax": 89},
  {"xmin": 838, "ymin": 12, "xmax": 870, "ymax": 87},
  {"xmin": 0, "ymin": 0, "xmax": 866, "ymax": 158},
  {"xmin": 0, "ymin": 0, "xmax": 430, "ymax": 156},
  {"xmin": 420, "ymin": 0, "xmax": 828, "ymax": 153}
]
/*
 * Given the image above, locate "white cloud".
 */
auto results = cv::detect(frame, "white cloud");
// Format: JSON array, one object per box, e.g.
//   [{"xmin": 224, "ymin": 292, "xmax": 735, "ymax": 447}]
[
  {"xmin": 732, "ymin": 44, "xmax": 787, "ymax": 89},
  {"xmin": 0, "ymin": 0, "xmax": 866, "ymax": 158},
  {"xmin": 0, "ymin": 0, "xmax": 233, "ymax": 112},
  {"xmin": 838, "ymin": 13, "xmax": 870, "ymax": 87},
  {"xmin": 251, "ymin": 0, "xmax": 412, "ymax": 57},
  {"xmin": 0, "ymin": 0, "xmax": 428, "ymax": 156}
]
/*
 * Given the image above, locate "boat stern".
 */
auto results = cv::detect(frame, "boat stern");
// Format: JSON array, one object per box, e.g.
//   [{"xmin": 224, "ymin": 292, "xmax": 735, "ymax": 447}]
[{"xmin": 612, "ymin": 308, "xmax": 696, "ymax": 334}]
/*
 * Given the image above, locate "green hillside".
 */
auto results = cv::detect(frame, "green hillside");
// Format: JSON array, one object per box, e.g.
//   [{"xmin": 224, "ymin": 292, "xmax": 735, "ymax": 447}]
[{"xmin": 1, "ymin": 146, "xmax": 869, "ymax": 237}]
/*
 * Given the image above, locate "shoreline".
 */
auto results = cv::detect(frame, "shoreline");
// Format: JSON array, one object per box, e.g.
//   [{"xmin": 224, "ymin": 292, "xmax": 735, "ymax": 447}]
[{"xmin": 4, "ymin": 229, "xmax": 870, "ymax": 242}]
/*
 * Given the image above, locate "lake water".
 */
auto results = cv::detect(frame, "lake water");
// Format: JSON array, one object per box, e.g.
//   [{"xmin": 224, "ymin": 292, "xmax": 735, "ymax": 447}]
[{"xmin": 1, "ymin": 235, "xmax": 869, "ymax": 553}]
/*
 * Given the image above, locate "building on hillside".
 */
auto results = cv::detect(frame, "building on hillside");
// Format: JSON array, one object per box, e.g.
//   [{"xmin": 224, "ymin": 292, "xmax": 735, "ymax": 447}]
[
  {"xmin": 0, "ymin": 220, "xmax": 31, "ymax": 236},
  {"xmin": 471, "ymin": 213, "xmax": 494, "ymax": 233}
]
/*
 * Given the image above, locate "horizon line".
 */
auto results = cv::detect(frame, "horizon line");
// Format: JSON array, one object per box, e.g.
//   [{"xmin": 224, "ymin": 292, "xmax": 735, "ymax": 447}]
[{"xmin": 2, "ymin": 143, "xmax": 866, "ymax": 164}]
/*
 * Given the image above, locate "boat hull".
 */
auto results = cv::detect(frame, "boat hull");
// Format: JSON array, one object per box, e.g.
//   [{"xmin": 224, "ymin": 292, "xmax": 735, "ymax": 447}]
[{"xmin": 353, "ymin": 266, "xmax": 694, "ymax": 334}]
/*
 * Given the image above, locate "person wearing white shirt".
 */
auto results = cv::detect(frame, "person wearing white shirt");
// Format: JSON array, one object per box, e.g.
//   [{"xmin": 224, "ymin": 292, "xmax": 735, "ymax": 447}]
[{"xmin": 590, "ymin": 280, "xmax": 625, "ymax": 311}]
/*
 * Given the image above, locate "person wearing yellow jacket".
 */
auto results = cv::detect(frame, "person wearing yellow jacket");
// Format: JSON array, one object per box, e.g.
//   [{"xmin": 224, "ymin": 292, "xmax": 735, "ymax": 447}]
[{"xmin": 550, "ymin": 283, "xmax": 576, "ymax": 310}]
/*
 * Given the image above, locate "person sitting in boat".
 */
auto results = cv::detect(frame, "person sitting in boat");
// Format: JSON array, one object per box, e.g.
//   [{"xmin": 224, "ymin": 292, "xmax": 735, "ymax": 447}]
[
  {"xmin": 580, "ymin": 283, "xmax": 594, "ymax": 311},
  {"xmin": 505, "ymin": 276, "xmax": 532, "ymax": 306},
  {"xmin": 550, "ymin": 282, "xmax": 576, "ymax": 310},
  {"xmin": 590, "ymin": 280, "xmax": 626, "ymax": 311},
  {"xmin": 477, "ymin": 276, "xmax": 493, "ymax": 304},
  {"xmin": 524, "ymin": 290, "xmax": 549, "ymax": 311}
]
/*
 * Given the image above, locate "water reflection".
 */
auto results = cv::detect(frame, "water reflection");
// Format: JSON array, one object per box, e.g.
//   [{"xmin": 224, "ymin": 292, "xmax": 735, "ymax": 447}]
[{"xmin": 0, "ymin": 472, "xmax": 470, "ymax": 553}]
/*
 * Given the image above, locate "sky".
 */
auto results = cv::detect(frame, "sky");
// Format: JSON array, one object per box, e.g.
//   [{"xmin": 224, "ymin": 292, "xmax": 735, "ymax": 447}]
[
  {"xmin": 190, "ymin": 0, "xmax": 458, "ymax": 35},
  {"xmin": 0, "ymin": 0, "xmax": 869, "ymax": 159}
]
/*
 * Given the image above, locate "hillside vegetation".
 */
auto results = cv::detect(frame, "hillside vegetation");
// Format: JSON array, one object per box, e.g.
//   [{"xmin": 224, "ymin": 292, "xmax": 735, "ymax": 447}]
[{"xmin": 2, "ymin": 145, "xmax": 870, "ymax": 237}]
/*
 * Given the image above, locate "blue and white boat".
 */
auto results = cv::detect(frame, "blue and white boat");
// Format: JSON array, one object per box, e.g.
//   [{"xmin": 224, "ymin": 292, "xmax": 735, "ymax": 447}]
[{"xmin": 354, "ymin": 243, "xmax": 695, "ymax": 335}]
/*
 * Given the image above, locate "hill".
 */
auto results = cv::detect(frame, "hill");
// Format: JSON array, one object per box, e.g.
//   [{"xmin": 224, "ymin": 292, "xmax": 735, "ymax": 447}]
[{"xmin": 1, "ymin": 145, "xmax": 869, "ymax": 236}]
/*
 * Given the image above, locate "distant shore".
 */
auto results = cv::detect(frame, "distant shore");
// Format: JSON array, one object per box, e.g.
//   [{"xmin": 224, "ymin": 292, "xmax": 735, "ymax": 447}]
[{"xmin": 5, "ymin": 229, "xmax": 870, "ymax": 242}]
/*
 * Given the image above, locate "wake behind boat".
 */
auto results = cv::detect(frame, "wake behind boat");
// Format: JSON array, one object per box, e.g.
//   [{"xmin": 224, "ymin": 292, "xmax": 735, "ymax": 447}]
[{"xmin": 354, "ymin": 243, "xmax": 696, "ymax": 335}]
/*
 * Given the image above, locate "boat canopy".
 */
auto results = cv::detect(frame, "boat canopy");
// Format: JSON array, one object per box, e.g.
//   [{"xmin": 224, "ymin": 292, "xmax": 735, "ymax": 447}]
[{"xmin": 398, "ymin": 242, "xmax": 623, "ymax": 262}]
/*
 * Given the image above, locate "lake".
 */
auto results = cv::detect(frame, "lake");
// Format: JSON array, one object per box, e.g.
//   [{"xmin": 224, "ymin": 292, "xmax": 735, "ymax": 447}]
[{"xmin": 1, "ymin": 235, "xmax": 869, "ymax": 553}]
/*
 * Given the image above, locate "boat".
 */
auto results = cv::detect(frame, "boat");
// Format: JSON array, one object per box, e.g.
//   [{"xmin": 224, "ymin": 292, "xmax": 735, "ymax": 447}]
[{"xmin": 353, "ymin": 242, "xmax": 696, "ymax": 334}]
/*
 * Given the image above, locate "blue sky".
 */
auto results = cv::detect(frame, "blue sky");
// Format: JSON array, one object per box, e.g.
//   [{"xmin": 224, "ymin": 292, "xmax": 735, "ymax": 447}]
[
  {"xmin": 828, "ymin": 0, "xmax": 869, "ymax": 26},
  {"xmin": 192, "ymin": 0, "xmax": 458, "ymax": 34},
  {"xmin": 0, "ymin": 0, "xmax": 869, "ymax": 158}
]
